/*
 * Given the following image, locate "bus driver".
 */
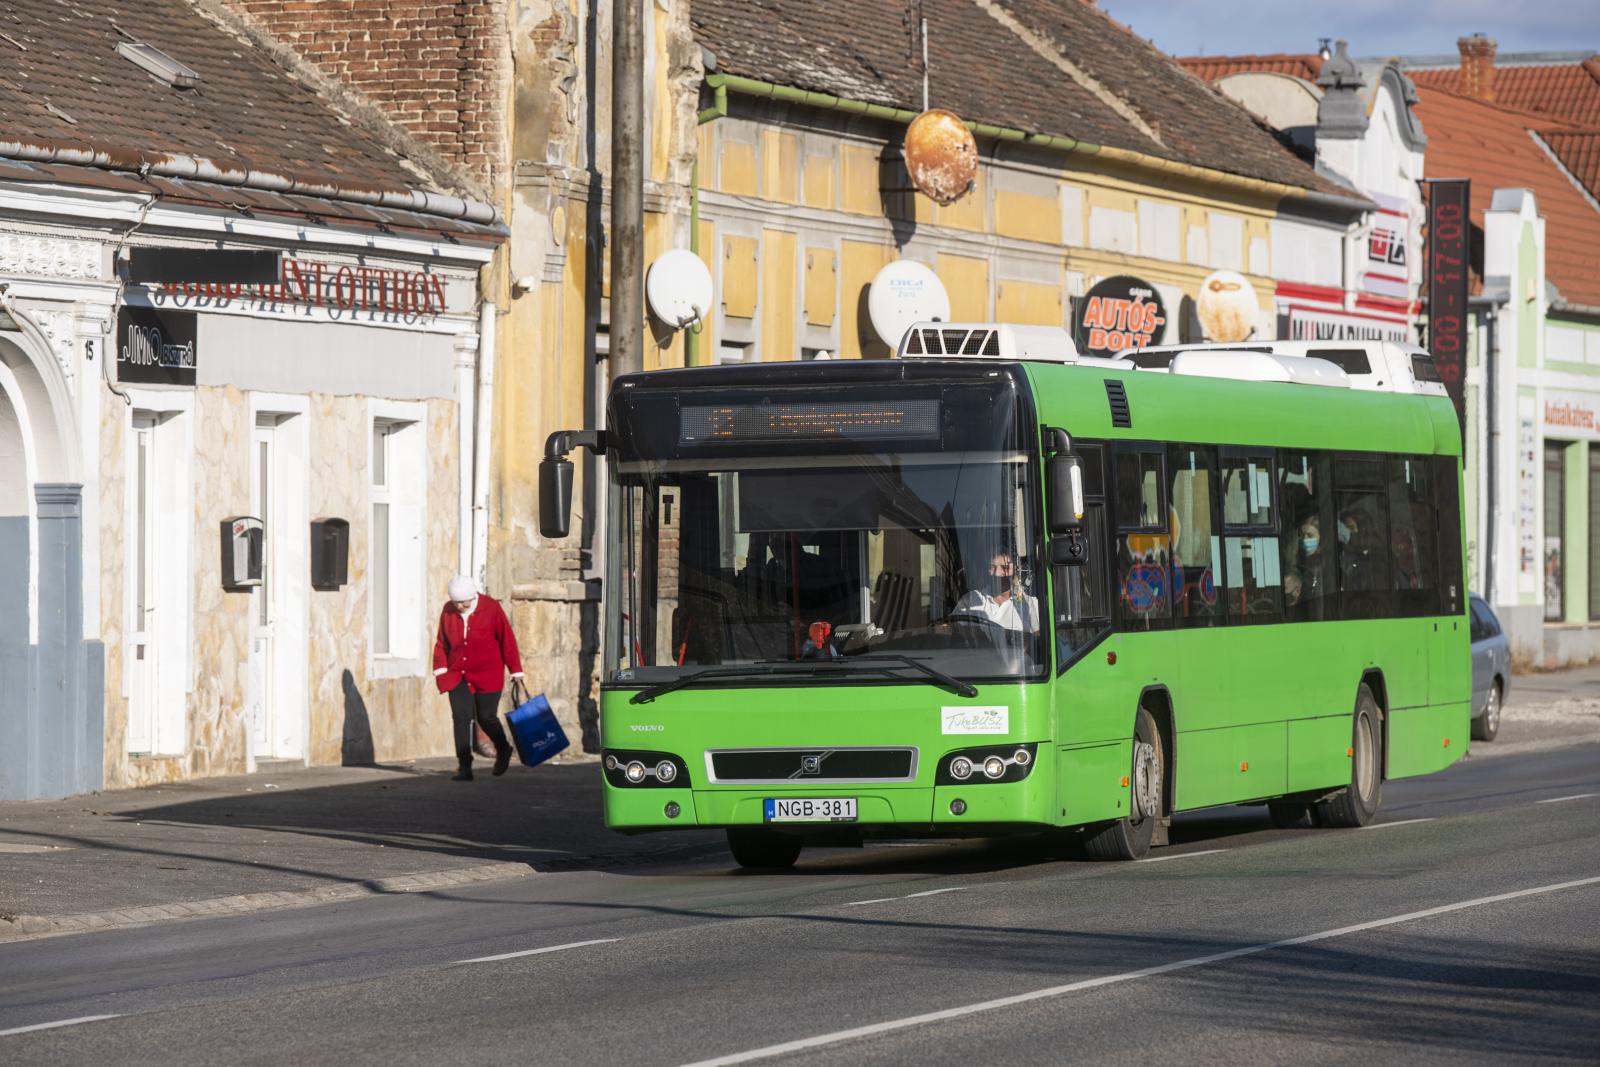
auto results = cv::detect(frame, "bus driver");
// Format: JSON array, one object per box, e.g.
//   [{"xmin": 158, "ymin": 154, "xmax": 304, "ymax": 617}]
[{"xmin": 954, "ymin": 549, "xmax": 1041, "ymax": 634}]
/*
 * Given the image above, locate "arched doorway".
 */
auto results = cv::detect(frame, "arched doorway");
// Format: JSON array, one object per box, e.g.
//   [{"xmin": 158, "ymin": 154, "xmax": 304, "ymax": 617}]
[{"xmin": 0, "ymin": 328, "xmax": 98, "ymax": 800}]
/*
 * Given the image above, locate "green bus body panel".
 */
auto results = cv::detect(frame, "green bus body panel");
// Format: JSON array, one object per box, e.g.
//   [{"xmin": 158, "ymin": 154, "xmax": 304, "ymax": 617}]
[{"xmin": 598, "ymin": 361, "xmax": 1470, "ymax": 835}]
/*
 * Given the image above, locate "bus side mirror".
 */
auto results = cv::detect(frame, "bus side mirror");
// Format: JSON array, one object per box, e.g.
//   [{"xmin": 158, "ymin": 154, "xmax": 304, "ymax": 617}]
[
  {"xmin": 1048, "ymin": 452, "xmax": 1084, "ymax": 535},
  {"xmin": 539, "ymin": 457, "xmax": 574, "ymax": 539}
]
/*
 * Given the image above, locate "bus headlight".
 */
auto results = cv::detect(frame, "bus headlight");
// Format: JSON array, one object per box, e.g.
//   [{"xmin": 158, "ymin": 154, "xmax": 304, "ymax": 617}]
[
  {"xmin": 655, "ymin": 760, "xmax": 678, "ymax": 784},
  {"xmin": 937, "ymin": 744, "xmax": 1038, "ymax": 786},
  {"xmin": 625, "ymin": 761, "xmax": 647, "ymax": 783},
  {"xmin": 602, "ymin": 749, "xmax": 691, "ymax": 788}
]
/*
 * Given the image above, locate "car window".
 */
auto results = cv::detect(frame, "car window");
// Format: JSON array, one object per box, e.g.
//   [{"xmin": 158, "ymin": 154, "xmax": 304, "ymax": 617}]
[{"xmin": 1469, "ymin": 602, "xmax": 1488, "ymax": 642}]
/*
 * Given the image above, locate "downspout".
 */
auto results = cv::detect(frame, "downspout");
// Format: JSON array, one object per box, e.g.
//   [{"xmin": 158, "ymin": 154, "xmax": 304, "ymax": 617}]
[
  {"xmin": 470, "ymin": 301, "xmax": 496, "ymax": 586},
  {"xmin": 1484, "ymin": 306, "xmax": 1499, "ymax": 605}
]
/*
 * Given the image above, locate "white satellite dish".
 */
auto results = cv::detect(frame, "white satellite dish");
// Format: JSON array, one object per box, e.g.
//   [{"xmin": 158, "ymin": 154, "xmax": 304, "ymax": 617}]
[
  {"xmin": 868, "ymin": 259, "xmax": 950, "ymax": 350},
  {"xmin": 646, "ymin": 249, "xmax": 714, "ymax": 329}
]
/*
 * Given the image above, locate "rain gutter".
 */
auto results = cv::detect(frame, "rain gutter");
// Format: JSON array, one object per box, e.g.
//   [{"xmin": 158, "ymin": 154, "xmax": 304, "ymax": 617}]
[
  {"xmin": 699, "ymin": 72, "xmax": 1372, "ymax": 214},
  {"xmin": 0, "ymin": 135, "xmax": 503, "ymax": 226}
]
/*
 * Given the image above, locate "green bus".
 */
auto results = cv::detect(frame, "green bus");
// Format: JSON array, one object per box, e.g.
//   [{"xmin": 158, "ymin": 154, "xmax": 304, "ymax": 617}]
[{"xmin": 540, "ymin": 325, "xmax": 1469, "ymax": 867}]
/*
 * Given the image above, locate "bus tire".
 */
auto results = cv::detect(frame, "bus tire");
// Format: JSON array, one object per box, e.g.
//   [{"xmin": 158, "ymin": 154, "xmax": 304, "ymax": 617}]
[
  {"xmin": 726, "ymin": 828, "xmax": 803, "ymax": 870},
  {"xmin": 1083, "ymin": 706, "xmax": 1163, "ymax": 861},
  {"xmin": 1316, "ymin": 684, "xmax": 1383, "ymax": 829}
]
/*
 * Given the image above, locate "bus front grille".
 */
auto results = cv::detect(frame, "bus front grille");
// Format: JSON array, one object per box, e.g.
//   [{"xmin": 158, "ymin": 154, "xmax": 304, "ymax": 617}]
[{"xmin": 706, "ymin": 747, "xmax": 918, "ymax": 784}]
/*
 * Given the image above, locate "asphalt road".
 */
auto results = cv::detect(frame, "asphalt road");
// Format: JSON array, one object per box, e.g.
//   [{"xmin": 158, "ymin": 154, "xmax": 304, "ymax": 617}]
[{"xmin": 2, "ymin": 744, "xmax": 1597, "ymax": 1066}]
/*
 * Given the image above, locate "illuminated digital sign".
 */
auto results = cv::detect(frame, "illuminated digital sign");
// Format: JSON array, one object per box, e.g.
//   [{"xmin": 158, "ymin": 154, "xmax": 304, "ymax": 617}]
[{"xmin": 680, "ymin": 400, "xmax": 940, "ymax": 444}]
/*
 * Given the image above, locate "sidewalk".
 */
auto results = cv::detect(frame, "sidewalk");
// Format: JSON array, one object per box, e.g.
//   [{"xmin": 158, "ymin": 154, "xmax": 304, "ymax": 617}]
[
  {"xmin": 0, "ymin": 755, "xmax": 724, "ymax": 943},
  {"xmin": 1483, "ymin": 663, "xmax": 1600, "ymax": 758}
]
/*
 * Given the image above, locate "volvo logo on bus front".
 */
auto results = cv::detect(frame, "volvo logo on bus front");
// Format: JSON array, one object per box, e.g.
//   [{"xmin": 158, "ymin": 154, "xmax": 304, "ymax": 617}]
[{"xmin": 795, "ymin": 752, "xmax": 831, "ymax": 777}]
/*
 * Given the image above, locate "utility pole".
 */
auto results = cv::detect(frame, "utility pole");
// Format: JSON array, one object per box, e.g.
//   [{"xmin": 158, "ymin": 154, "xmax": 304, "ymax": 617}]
[{"xmin": 610, "ymin": 0, "xmax": 644, "ymax": 377}]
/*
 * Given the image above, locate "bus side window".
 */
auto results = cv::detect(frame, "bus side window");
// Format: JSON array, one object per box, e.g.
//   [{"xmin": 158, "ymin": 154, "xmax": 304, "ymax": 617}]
[
  {"xmin": 1055, "ymin": 444, "xmax": 1111, "ymax": 670},
  {"xmin": 1168, "ymin": 444, "xmax": 1220, "ymax": 627},
  {"xmin": 1279, "ymin": 450, "xmax": 1334, "ymax": 622},
  {"xmin": 1112, "ymin": 445, "xmax": 1170, "ymax": 630},
  {"xmin": 1332, "ymin": 456, "xmax": 1393, "ymax": 619},
  {"xmin": 1434, "ymin": 455, "xmax": 1465, "ymax": 616},
  {"xmin": 1389, "ymin": 456, "xmax": 1439, "ymax": 616},
  {"xmin": 1220, "ymin": 449, "xmax": 1282, "ymax": 624}
]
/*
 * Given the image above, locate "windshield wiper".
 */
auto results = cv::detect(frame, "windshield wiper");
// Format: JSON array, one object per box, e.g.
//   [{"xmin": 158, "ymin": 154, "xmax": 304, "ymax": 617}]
[{"xmin": 848, "ymin": 654, "xmax": 978, "ymax": 698}]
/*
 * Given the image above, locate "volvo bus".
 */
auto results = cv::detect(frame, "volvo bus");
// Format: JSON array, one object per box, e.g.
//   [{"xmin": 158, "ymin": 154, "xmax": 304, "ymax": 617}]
[{"xmin": 540, "ymin": 324, "xmax": 1468, "ymax": 867}]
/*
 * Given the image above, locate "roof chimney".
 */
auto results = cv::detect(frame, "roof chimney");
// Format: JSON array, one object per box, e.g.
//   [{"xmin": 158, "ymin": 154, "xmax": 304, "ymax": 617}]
[{"xmin": 1458, "ymin": 33, "xmax": 1497, "ymax": 102}]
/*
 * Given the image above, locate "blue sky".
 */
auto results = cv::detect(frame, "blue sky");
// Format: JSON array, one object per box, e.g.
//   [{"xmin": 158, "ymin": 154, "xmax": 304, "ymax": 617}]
[{"xmin": 1097, "ymin": 0, "xmax": 1599, "ymax": 59}]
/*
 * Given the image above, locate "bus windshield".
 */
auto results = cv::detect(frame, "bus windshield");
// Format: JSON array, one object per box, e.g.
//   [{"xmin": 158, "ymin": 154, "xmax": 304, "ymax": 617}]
[{"xmin": 604, "ymin": 381, "xmax": 1044, "ymax": 688}]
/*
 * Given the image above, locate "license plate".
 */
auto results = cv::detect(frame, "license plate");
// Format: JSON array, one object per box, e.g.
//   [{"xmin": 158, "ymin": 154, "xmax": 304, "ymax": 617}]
[{"xmin": 764, "ymin": 797, "xmax": 857, "ymax": 822}]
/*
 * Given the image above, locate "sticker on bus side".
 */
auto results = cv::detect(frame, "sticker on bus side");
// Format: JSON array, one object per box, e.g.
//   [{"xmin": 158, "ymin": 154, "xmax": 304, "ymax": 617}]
[{"xmin": 941, "ymin": 706, "xmax": 1009, "ymax": 735}]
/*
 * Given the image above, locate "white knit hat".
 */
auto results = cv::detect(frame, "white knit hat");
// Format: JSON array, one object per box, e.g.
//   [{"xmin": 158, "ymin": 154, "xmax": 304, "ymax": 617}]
[{"xmin": 447, "ymin": 574, "xmax": 477, "ymax": 602}]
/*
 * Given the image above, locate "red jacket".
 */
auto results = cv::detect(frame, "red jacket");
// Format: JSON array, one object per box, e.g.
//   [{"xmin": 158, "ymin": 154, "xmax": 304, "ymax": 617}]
[{"xmin": 432, "ymin": 594, "xmax": 523, "ymax": 694}]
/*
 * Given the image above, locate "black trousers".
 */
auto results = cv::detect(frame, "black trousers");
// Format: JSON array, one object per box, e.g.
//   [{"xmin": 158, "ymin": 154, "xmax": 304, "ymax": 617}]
[{"xmin": 449, "ymin": 682, "xmax": 511, "ymax": 766}]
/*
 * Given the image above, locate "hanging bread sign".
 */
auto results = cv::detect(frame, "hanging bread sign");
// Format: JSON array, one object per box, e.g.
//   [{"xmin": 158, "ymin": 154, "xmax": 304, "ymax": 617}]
[{"xmin": 905, "ymin": 109, "xmax": 978, "ymax": 206}]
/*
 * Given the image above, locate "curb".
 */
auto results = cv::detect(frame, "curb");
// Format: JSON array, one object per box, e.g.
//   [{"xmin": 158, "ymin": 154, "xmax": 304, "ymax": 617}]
[{"xmin": 0, "ymin": 861, "xmax": 532, "ymax": 945}]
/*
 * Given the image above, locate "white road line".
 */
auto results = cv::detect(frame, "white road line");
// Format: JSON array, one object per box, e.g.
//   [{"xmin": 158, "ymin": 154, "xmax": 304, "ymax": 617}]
[
  {"xmin": 677, "ymin": 874, "xmax": 1600, "ymax": 1067},
  {"xmin": 1138, "ymin": 849, "xmax": 1228, "ymax": 863},
  {"xmin": 844, "ymin": 887, "xmax": 966, "ymax": 907},
  {"xmin": 455, "ymin": 938, "xmax": 618, "ymax": 965},
  {"xmin": 1361, "ymin": 818, "xmax": 1434, "ymax": 830},
  {"xmin": 0, "ymin": 1015, "xmax": 121, "ymax": 1038},
  {"xmin": 1537, "ymin": 793, "xmax": 1598, "ymax": 805}
]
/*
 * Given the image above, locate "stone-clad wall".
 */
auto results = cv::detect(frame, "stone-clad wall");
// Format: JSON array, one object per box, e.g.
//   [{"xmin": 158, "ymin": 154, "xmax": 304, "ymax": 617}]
[{"xmin": 102, "ymin": 386, "xmax": 460, "ymax": 789}]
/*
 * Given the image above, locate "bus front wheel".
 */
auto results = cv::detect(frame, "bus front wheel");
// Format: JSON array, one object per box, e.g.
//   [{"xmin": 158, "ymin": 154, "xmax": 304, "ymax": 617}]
[
  {"xmin": 1084, "ymin": 706, "xmax": 1164, "ymax": 861},
  {"xmin": 1316, "ymin": 684, "xmax": 1384, "ymax": 828},
  {"xmin": 727, "ymin": 828, "xmax": 803, "ymax": 870}
]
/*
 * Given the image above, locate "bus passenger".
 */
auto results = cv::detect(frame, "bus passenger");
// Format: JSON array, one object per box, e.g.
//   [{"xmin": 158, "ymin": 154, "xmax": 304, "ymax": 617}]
[
  {"xmin": 1284, "ymin": 515, "xmax": 1329, "ymax": 609},
  {"xmin": 954, "ymin": 550, "xmax": 1040, "ymax": 633}
]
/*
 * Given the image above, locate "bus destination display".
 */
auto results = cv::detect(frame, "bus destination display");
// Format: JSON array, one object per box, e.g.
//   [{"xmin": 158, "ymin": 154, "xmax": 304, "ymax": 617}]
[{"xmin": 680, "ymin": 399, "xmax": 939, "ymax": 444}]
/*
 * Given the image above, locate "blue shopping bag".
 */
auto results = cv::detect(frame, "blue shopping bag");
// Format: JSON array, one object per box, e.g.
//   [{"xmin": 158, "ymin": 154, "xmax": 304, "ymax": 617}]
[{"xmin": 506, "ymin": 682, "xmax": 570, "ymax": 767}]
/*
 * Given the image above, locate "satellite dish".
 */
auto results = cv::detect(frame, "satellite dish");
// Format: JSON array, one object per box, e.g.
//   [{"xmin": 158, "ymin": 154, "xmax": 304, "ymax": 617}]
[
  {"xmin": 905, "ymin": 109, "xmax": 978, "ymax": 206},
  {"xmin": 868, "ymin": 260, "xmax": 951, "ymax": 351},
  {"xmin": 1196, "ymin": 269, "xmax": 1259, "ymax": 343},
  {"xmin": 646, "ymin": 249, "xmax": 714, "ymax": 329}
]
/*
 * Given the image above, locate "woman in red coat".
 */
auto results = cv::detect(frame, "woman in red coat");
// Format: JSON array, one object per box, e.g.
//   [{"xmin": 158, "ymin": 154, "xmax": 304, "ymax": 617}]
[{"xmin": 432, "ymin": 575, "xmax": 524, "ymax": 780}]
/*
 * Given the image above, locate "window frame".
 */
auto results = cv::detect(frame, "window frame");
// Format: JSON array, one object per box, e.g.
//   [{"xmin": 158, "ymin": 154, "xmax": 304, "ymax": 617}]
[
  {"xmin": 368, "ymin": 400, "xmax": 428, "ymax": 678},
  {"xmin": 1218, "ymin": 446, "xmax": 1283, "ymax": 625}
]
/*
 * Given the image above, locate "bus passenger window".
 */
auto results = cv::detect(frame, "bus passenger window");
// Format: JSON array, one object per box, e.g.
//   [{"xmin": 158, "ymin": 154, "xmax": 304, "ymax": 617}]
[
  {"xmin": 1279, "ymin": 451, "xmax": 1333, "ymax": 621},
  {"xmin": 1168, "ymin": 445, "xmax": 1219, "ymax": 626},
  {"xmin": 1389, "ymin": 456, "xmax": 1438, "ymax": 616},
  {"xmin": 1220, "ymin": 451, "xmax": 1281, "ymax": 622},
  {"xmin": 1114, "ymin": 446, "xmax": 1169, "ymax": 630}
]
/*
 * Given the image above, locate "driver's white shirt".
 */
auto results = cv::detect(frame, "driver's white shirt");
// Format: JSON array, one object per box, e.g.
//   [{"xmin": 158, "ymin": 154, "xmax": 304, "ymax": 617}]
[{"xmin": 954, "ymin": 589, "xmax": 1040, "ymax": 633}]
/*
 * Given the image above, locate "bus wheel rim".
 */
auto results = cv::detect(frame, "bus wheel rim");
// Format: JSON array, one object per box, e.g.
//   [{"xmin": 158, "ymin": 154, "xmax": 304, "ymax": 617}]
[
  {"xmin": 1133, "ymin": 741, "xmax": 1160, "ymax": 821},
  {"xmin": 1356, "ymin": 715, "xmax": 1376, "ymax": 803}
]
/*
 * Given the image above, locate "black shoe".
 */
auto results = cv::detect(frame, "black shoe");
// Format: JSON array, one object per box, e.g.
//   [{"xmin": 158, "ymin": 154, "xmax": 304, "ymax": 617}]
[
  {"xmin": 452, "ymin": 766, "xmax": 474, "ymax": 781},
  {"xmin": 492, "ymin": 747, "xmax": 512, "ymax": 776}
]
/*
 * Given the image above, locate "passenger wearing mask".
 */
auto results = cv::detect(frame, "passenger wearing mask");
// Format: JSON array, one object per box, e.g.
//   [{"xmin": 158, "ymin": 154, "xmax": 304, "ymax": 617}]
[
  {"xmin": 1284, "ymin": 514, "xmax": 1329, "ymax": 610},
  {"xmin": 954, "ymin": 550, "xmax": 1040, "ymax": 633}
]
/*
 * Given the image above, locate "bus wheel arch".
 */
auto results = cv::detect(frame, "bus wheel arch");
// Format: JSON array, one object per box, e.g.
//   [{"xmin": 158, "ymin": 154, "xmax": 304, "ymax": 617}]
[
  {"xmin": 1083, "ymin": 702, "xmax": 1166, "ymax": 861},
  {"xmin": 1316, "ymin": 681, "xmax": 1385, "ymax": 828},
  {"xmin": 1359, "ymin": 668, "xmax": 1389, "ymax": 780}
]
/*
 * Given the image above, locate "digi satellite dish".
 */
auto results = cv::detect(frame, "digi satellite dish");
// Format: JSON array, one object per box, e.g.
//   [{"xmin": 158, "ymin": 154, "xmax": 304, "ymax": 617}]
[
  {"xmin": 646, "ymin": 249, "xmax": 714, "ymax": 329},
  {"xmin": 868, "ymin": 260, "xmax": 951, "ymax": 351}
]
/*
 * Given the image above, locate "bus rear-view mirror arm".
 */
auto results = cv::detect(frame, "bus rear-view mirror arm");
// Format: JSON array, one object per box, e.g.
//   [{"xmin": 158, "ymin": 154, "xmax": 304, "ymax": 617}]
[
  {"xmin": 539, "ymin": 429, "xmax": 608, "ymax": 540},
  {"xmin": 1044, "ymin": 426, "xmax": 1088, "ymax": 567}
]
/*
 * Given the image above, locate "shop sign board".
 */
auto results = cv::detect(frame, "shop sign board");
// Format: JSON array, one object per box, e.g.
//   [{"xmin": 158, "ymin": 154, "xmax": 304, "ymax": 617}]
[
  {"xmin": 117, "ymin": 306, "xmax": 197, "ymax": 386},
  {"xmin": 1426, "ymin": 179, "xmax": 1469, "ymax": 429},
  {"xmin": 1542, "ymin": 389, "xmax": 1600, "ymax": 441},
  {"xmin": 1075, "ymin": 275, "xmax": 1166, "ymax": 357},
  {"xmin": 1285, "ymin": 307, "xmax": 1409, "ymax": 343},
  {"xmin": 150, "ymin": 256, "xmax": 452, "ymax": 322}
]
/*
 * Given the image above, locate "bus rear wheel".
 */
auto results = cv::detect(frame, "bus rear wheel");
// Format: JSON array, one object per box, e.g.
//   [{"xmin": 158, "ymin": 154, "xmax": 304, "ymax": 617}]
[
  {"xmin": 726, "ymin": 828, "xmax": 803, "ymax": 870},
  {"xmin": 1084, "ymin": 706, "xmax": 1164, "ymax": 861},
  {"xmin": 1316, "ymin": 684, "xmax": 1383, "ymax": 828}
]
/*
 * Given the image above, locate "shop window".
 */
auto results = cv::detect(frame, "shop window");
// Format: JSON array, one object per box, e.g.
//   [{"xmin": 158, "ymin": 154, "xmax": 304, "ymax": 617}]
[{"xmin": 1545, "ymin": 442, "xmax": 1566, "ymax": 622}]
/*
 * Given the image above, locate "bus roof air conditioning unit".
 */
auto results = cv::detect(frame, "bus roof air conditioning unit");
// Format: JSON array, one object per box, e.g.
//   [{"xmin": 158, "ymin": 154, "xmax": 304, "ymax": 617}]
[{"xmin": 899, "ymin": 322, "xmax": 1082, "ymax": 363}]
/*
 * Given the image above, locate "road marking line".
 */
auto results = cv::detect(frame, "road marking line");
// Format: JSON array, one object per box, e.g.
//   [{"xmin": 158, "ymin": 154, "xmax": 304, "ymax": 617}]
[
  {"xmin": 678, "ymin": 874, "xmax": 1600, "ymax": 1067},
  {"xmin": 1537, "ymin": 793, "xmax": 1598, "ymax": 804},
  {"xmin": 1138, "ymin": 849, "xmax": 1228, "ymax": 863},
  {"xmin": 455, "ymin": 938, "xmax": 618, "ymax": 965},
  {"xmin": 0, "ymin": 1015, "xmax": 121, "ymax": 1037},
  {"xmin": 1361, "ymin": 818, "xmax": 1434, "ymax": 830},
  {"xmin": 844, "ymin": 887, "xmax": 966, "ymax": 907}
]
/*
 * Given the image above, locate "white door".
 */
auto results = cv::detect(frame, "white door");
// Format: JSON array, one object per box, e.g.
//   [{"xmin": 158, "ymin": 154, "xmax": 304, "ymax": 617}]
[
  {"xmin": 248, "ymin": 423, "xmax": 275, "ymax": 757},
  {"xmin": 127, "ymin": 415, "xmax": 158, "ymax": 752}
]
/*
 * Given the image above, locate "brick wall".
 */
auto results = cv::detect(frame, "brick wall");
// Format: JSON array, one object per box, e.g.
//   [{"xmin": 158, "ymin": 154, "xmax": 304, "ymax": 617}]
[{"xmin": 225, "ymin": 0, "xmax": 507, "ymax": 190}]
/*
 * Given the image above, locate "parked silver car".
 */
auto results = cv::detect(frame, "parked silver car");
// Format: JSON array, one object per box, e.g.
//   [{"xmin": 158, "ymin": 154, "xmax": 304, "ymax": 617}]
[{"xmin": 1469, "ymin": 595, "xmax": 1510, "ymax": 742}]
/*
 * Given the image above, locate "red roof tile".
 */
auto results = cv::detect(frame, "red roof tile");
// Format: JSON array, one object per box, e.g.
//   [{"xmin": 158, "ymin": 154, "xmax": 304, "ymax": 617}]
[
  {"xmin": 1413, "ymin": 85, "xmax": 1600, "ymax": 308},
  {"xmin": 1178, "ymin": 54, "xmax": 1325, "ymax": 84},
  {"xmin": 1541, "ymin": 129, "xmax": 1600, "ymax": 202},
  {"xmin": 1410, "ymin": 58, "xmax": 1600, "ymax": 128}
]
